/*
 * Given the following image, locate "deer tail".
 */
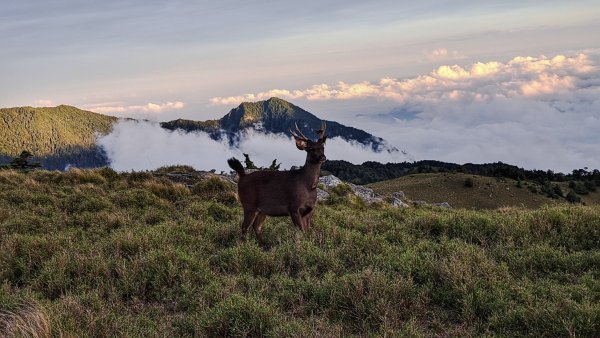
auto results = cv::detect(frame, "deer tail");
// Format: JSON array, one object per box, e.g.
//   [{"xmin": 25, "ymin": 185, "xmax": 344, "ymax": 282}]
[{"xmin": 227, "ymin": 157, "xmax": 245, "ymax": 176}]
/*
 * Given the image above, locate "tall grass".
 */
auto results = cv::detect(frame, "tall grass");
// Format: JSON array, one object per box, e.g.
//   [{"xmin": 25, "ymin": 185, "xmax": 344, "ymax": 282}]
[{"xmin": 0, "ymin": 168, "xmax": 599, "ymax": 337}]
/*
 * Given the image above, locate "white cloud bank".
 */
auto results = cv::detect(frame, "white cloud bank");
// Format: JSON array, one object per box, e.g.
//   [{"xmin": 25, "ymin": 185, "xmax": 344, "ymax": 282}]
[
  {"xmin": 210, "ymin": 53, "xmax": 595, "ymax": 105},
  {"xmin": 210, "ymin": 53, "xmax": 600, "ymax": 172},
  {"xmin": 98, "ymin": 120, "xmax": 406, "ymax": 172}
]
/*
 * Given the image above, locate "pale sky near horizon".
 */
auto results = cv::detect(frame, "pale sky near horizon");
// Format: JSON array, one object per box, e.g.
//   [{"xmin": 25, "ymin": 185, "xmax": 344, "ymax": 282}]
[{"xmin": 2, "ymin": 0, "xmax": 600, "ymax": 171}]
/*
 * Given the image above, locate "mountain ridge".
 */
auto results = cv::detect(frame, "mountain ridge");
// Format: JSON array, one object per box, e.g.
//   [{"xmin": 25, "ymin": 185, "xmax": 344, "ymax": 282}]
[
  {"xmin": 161, "ymin": 97, "xmax": 398, "ymax": 152},
  {"xmin": 0, "ymin": 98, "xmax": 399, "ymax": 169}
]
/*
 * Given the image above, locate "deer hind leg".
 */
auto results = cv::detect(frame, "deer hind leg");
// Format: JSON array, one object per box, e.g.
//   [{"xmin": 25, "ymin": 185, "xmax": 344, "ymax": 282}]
[
  {"xmin": 241, "ymin": 210, "xmax": 258, "ymax": 240},
  {"xmin": 252, "ymin": 213, "xmax": 267, "ymax": 245},
  {"xmin": 299, "ymin": 206, "xmax": 313, "ymax": 231},
  {"xmin": 289, "ymin": 209, "xmax": 304, "ymax": 231},
  {"xmin": 290, "ymin": 207, "xmax": 311, "ymax": 232}
]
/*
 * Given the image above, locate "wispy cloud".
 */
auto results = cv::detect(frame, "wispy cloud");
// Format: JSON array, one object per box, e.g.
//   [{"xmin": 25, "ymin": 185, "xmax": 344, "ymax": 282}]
[
  {"xmin": 421, "ymin": 48, "xmax": 466, "ymax": 61},
  {"xmin": 33, "ymin": 99, "xmax": 54, "ymax": 106},
  {"xmin": 210, "ymin": 53, "xmax": 595, "ymax": 105},
  {"xmin": 84, "ymin": 101, "xmax": 185, "ymax": 115}
]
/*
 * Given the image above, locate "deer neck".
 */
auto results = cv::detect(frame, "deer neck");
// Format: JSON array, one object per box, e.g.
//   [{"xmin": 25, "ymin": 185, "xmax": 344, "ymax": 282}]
[{"xmin": 301, "ymin": 159, "xmax": 322, "ymax": 190}]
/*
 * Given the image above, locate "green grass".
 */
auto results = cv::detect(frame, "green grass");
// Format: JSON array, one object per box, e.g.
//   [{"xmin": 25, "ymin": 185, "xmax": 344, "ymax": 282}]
[
  {"xmin": 1, "ymin": 169, "xmax": 599, "ymax": 337},
  {"xmin": 368, "ymin": 172, "xmax": 597, "ymax": 209}
]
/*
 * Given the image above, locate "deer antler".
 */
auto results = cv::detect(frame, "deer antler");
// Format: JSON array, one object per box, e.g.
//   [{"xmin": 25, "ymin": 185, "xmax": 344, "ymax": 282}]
[
  {"xmin": 289, "ymin": 122, "xmax": 309, "ymax": 140},
  {"xmin": 316, "ymin": 121, "xmax": 327, "ymax": 140}
]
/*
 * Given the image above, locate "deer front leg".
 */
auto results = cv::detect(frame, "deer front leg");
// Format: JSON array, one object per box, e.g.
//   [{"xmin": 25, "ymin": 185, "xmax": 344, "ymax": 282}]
[
  {"xmin": 241, "ymin": 210, "xmax": 258, "ymax": 240},
  {"xmin": 305, "ymin": 209, "xmax": 315, "ymax": 229},
  {"xmin": 252, "ymin": 213, "xmax": 267, "ymax": 246}
]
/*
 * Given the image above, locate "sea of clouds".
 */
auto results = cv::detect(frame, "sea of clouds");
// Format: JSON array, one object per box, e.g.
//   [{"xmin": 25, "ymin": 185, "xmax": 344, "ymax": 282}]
[
  {"xmin": 210, "ymin": 53, "xmax": 600, "ymax": 172},
  {"xmin": 97, "ymin": 120, "xmax": 406, "ymax": 172},
  {"xmin": 97, "ymin": 52, "xmax": 600, "ymax": 173}
]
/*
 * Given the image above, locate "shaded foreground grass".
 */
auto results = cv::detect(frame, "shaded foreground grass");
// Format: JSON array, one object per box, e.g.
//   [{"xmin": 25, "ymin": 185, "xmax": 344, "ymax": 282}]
[{"xmin": 1, "ymin": 168, "xmax": 599, "ymax": 337}]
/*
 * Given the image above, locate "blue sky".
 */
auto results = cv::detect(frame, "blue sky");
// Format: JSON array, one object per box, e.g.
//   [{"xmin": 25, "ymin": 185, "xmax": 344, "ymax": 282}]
[{"xmin": 2, "ymin": 0, "xmax": 600, "ymax": 170}]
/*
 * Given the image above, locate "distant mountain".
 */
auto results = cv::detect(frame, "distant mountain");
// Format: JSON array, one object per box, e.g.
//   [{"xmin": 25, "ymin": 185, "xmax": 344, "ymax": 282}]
[
  {"xmin": 0, "ymin": 105, "xmax": 116, "ymax": 169},
  {"xmin": 0, "ymin": 98, "xmax": 399, "ymax": 170},
  {"xmin": 161, "ymin": 97, "xmax": 398, "ymax": 152}
]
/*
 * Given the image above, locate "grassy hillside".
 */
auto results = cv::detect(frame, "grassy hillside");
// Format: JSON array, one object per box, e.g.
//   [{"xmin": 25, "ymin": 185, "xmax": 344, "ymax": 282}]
[
  {"xmin": 0, "ymin": 105, "xmax": 117, "ymax": 157},
  {"xmin": 1, "ymin": 168, "xmax": 599, "ymax": 337},
  {"xmin": 368, "ymin": 172, "xmax": 599, "ymax": 209}
]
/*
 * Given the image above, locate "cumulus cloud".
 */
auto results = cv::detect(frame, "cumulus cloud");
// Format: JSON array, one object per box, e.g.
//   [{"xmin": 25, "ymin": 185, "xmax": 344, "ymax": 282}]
[
  {"xmin": 84, "ymin": 101, "xmax": 185, "ymax": 115},
  {"xmin": 207, "ymin": 53, "xmax": 600, "ymax": 172},
  {"xmin": 210, "ymin": 53, "xmax": 594, "ymax": 105},
  {"xmin": 98, "ymin": 120, "xmax": 405, "ymax": 172}
]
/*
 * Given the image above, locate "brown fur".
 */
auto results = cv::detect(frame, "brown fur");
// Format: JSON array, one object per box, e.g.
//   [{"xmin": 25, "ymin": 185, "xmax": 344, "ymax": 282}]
[{"xmin": 228, "ymin": 126, "xmax": 326, "ymax": 244}]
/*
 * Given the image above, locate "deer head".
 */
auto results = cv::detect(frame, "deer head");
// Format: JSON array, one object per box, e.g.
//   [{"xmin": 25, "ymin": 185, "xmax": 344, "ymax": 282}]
[{"xmin": 289, "ymin": 121, "xmax": 327, "ymax": 164}]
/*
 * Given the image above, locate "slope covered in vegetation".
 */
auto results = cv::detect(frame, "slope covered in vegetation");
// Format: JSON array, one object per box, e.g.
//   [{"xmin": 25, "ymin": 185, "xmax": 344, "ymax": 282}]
[
  {"xmin": 0, "ymin": 106, "xmax": 117, "ymax": 169},
  {"xmin": 0, "ymin": 168, "xmax": 599, "ymax": 337},
  {"xmin": 0, "ymin": 105, "xmax": 116, "ymax": 156},
  {"xmin": 368, "ymin": 172, "xmax": 600, "ymax": 209}
]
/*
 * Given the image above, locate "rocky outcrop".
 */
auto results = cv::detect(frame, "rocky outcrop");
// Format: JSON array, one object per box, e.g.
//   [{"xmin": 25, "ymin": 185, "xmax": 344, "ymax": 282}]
[
  {"xmin": 319, "ymin": 175, "xmax": 344, "ymax": 189},
  {"xmin": 432, "ymin": 202, "xmax": 451, "ymax": 209},
  {"xmin": 391, "ymin": 197, "xmax": 410, "ymax": 208},
  {"xmin": 316, "ymin": 188, "xmax": 330, "ymax": 201},
  {"xmin": 319, "ymin": 175, "xmax": 384, "ymax": 204}
]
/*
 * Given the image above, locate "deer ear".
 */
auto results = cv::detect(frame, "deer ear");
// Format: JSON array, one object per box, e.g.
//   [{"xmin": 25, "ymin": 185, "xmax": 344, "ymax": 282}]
[{"xmin": 294, "ymin": 138, "xmax": 308, "ymax": 150}]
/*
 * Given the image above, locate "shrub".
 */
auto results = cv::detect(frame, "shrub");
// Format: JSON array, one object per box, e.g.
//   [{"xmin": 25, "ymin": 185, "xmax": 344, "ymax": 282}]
[
  {"xmin": 64, "ymin": 168, "xmax": 107, "ymax": 185},
  {"xmin": 206, "ymin": 202, "xmax": 236, "ymax": 222},
  {"xmin": 192, "ymin": 177, "xmax": 237, "ymax": 206},
  {"xmin": 155, "ymin": 165, "xmax": 196, "ymax": 174},
  {"xmin": 97, "ymin": 167, "xmax": 120, "ymax": 182},
  {"xmin": 584, "ymin": 181, "xmax": 596, "ymax": 192},
  {"xmin": 0, "ymin": 301, "xmax": 54, "ymax": 338},
  {"xmin": 142, "ymin": 180, "xmax": 190, "ymax": 202},
  {"xmin": 464, "ymin": 178, "xmax": 474, "ymax": 188},
  {"xmin": 200, "ymin": 294, "xmax": 276, "ymax": 337},
  {"xmin": 566, "ymin": 191, "xmax": 582, "ymax": 204},
  {"xmin": 330, "ymin": 183, "xmax": 353, "ymax": 197}
]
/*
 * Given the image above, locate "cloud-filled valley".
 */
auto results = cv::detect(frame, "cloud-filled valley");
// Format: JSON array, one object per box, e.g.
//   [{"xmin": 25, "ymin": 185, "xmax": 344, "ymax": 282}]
[{"xmin": 98, "ymin": 120, "xmax": 407, "ymax": 172}]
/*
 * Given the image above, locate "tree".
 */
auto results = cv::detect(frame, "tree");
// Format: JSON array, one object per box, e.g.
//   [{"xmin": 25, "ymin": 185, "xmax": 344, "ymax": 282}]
[
  {"xmin": 268, "ymin": 159, "xmax": 281, "ymax": 171},
  {"xmin": 243, "ymin": 153, "xmax": 257, "ymax": 169},
  {"xmin": 8, "ymin": 151, "xmax": 41, "ymax": 170}
]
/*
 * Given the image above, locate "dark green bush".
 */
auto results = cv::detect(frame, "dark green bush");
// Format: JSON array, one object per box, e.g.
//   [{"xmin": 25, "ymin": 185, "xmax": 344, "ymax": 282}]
[{"xmin": 566, "ymin": 191, "xmax": 582, "ymax": 204}]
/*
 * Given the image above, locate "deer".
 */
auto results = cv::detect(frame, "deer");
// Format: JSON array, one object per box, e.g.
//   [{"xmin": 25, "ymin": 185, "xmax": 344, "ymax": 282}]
[{"xmin": 227, "ymin": 121, "xmax": 327, "ymax": 244}]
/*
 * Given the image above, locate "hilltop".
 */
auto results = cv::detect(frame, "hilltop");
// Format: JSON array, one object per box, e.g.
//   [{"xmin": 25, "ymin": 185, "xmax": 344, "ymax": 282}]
[
  {"xmin": 367, "ymin": 172, "xmax": 596, "ymax": 209},
  {"xmin": 0, "ymin": 167, "xmax": 598, "ymax": 337},
  {"xmin": 0, "ymin": 105, "xmax": 117, "ymax": 169}
]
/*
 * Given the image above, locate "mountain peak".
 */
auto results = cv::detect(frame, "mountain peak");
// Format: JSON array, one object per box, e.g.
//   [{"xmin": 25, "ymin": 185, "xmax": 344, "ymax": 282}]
[
  {"xmin": 161, "ymin": 98, "xmax": 398, "ymax": 153},
  {"xmin": 222, "ymin": 97, "xmax": 313, "ymax": 129}
]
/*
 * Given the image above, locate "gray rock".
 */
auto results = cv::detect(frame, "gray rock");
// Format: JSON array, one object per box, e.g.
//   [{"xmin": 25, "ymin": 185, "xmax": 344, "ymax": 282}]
[
  {"xmin": 413, "ymin": 200, "xmax": 428, "ymax": 207},
  {"xmin": 432, "ymin": 202, "xmax": 451, "ymax": 209},
  {"xmin": 319, "ymin": 175, "xmax": 344, "ymax": 188},
  {"xmin": 349, "ymin": 183, "xmax": 376, "ymax": 200},
  {"xmin": 319, "ymin": 175, "xmax": 386, "ymax": 204},
  {"xmin": 316, "ymin": 188, "xmax": 330, "ymax": 201},
  {"xmin": 391, "ymin": 191, "xmax": 406, "ymax": 200},
  {"xmin": 391, "ymin": 198, "xmax": 410, "ymax": 208}
]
